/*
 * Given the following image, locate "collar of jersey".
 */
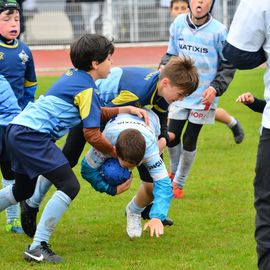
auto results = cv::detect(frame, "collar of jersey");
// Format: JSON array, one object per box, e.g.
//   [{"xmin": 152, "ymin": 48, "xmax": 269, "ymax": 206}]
[{"xmin": 0, "ymin": 38, "xmax": 18, "ymax": 48}]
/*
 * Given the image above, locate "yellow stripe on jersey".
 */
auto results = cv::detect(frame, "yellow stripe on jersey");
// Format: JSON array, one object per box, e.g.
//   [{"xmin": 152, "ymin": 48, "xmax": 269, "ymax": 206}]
[
  {"xmin": 149, "ymin": 85, "xmax": 158, "ymax": 106},
  {"xmin": 74, "ymin": 88, "xmax": 93, "ymax": 120},
  {"xmin": 153, "ymin": 104, "xmax": 167, "ymax": 113},
  {"xmin": 0, "ymin": 39, "xmax": 19, "ymax": 48},
  {"xmin": 111, "ymin": 90, "xmax": 139, "ymax": 105},
  {"xmin": 24, "ymin": 80, "xmax": 37, "ymax": 87}
]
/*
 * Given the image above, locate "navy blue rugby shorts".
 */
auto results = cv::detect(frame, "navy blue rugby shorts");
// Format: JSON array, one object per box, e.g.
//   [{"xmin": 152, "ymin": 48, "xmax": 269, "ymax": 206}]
[{"xmin": 6, "ymin": 124, "xmax": 68, "ymax": 179}]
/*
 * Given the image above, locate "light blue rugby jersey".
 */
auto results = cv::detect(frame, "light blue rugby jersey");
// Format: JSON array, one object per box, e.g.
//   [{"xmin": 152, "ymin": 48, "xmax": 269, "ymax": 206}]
[
  {"xmin": 0, "ymin": 75, "xmax": 21, "ymax": 126},
  {"xmin": 85, "ymin": 109, "xmax": 172, "ymax": 220},
  {"xmin": 87, "ymin": 109, "xmax": 167, "ymax": 181},
  {"xmin": 96, "ymin": 66, "xmax": 169, "ymax": 113},
  {"xmin": 11, "ymin": 69, "xmax": 102, "ymax": 140},
  {"xmin": 168, "ymin": 13, "xmax": 227, "ymax": 109}
]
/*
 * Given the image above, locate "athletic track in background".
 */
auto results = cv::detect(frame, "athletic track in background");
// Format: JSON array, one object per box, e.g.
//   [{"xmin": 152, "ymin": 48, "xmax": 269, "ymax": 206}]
[{"xmin": 32, "ymin": 43, "xmax": 167, "ymax": 76}]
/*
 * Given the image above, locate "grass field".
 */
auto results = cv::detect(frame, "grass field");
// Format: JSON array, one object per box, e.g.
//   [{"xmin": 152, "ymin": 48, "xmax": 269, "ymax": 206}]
[{"xmin": 0, "ymin": 68, "xmax": 265, "ymax": 270}]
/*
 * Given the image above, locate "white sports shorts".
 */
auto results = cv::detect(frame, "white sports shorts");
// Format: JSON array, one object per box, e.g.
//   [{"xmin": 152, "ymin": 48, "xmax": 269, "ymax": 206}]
[{"xmin": 168, "ymin": 103, "xmax": 215, "ymax": 124}]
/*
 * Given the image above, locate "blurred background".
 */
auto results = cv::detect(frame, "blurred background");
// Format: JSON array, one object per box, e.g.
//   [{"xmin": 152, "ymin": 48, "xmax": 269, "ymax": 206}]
[{"xmin": 21, "ymin": 0, "xmax": 240, "ymax": 46}]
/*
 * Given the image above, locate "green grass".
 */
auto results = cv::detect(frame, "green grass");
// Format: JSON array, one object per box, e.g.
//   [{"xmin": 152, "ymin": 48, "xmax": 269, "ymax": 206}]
[{"xmin": 0, "ymin": 69, "xmax": 265, "ymax": 269}]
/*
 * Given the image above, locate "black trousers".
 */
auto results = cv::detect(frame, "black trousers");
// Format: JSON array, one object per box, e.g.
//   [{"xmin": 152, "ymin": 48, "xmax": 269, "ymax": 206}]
[{"xmin": 254, "ymin": 127, "xmax": 270, "ymax": 269}]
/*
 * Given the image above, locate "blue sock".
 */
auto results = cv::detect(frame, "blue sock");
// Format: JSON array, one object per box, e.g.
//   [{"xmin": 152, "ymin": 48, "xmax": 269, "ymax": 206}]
[
  {"xmin": 0, "ymin": 185, "xmax": 17, "ymax": 212},
  {"xmin": 26, "ymin": 175, "xmax": 52, "ymax": 209},
  {"xmin": 2, "ymin": 178, "xmax": 19, "ymax": 223},
  {"xmin": 30, "ymin": 190, "xmax": 72, "ymax": 249}
]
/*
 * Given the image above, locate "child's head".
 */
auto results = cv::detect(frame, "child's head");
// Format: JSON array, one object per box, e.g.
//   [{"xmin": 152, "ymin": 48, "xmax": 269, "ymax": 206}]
[
  {"xmin": 115, "ymin": 129, "xmax": 146, "ymax": 169},
  {"xmin": 0, "ymin": 0, "xmax": 20, "ymax": 40},
  {"xmin": 70, "ymin": 34, "xmax": 115, "ymax": 74},
  {"xmin": 189, "ymin": 0, "xmax": 215, "ymax": 23},
  {"xmin": 170, "ymin": 0, "xmax": 189, "ymax": 18},
  {"xmin": 158, "ymin": 56, "xmax": 199, "ymax": 104}
]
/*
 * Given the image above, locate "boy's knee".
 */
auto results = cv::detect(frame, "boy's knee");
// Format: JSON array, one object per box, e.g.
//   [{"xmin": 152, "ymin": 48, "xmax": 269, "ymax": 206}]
[
  {"xmin": 61, "ymin": 180, "xmax": 80, "ymax": 200},
  {"xmin": 12, "ymin": 184, "xmax": 35, "ymax": 202},
  {"xmin": 168, "ymin": 137, "xmax": 181, "ymax": 147}
]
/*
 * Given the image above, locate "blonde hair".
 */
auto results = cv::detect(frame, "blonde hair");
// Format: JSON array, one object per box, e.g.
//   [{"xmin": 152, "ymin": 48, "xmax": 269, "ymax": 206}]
[{"xmin": 159, "ymin": 56, "xmax": 199, "ymax": 96}]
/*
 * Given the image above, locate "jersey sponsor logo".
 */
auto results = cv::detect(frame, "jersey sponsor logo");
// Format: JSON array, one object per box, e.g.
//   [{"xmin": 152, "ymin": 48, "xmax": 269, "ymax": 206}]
[
  {"xmin": 178, "ymin": 38, "xmax": 208, "ymax": 54},
  {"xmin": 190, "ymin": 111, "xmax": 206, "ymax": 119},
  {"xmin": 147, "ymin": 158, "xmax": 163, "ymax": 170},
  {"xmin": 0, "ymin": 52, "xmax": 4, "ymax": 60},
  {"xmin": 115, "ymin": 120, "xmax": 146, "ymax": 128},
  {"xmin": 144, "ymin": 71, "xmax": 159, "ymax": 81},
  {"xmin": 179, "ymin": 43, "xmax": 208, "ymax": 54}
]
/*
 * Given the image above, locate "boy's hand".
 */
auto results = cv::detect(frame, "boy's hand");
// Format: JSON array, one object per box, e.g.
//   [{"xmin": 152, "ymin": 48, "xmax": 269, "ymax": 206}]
[
  {"xmin": 119, "ymin": 106, "xmax": 150, "ymax": 126},
  {"xmin": 129, "ymin": 107, "xmax": 150, "ymax": 126},
  {"xmin": 202, "ymin": 87, "xmax": 216, "ymax": 106},
  {"xmin": 116, "ymin": 176, "xmax": 133, "ymax": 195},
  {"xmin": 236, "ymin": 92, "xmax": 255, "ymax": 105},
  {"xmin": 158, "ymin": 137, "xmax": 166, "ymax": 154},
  {"xmin": 143, "ymin": 218, "xmax": 164, "ymax": 237}
]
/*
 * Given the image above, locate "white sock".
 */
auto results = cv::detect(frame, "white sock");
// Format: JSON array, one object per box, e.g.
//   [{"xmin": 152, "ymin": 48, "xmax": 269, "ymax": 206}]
[
  {"xmin": 2, "ymin": 178, "xmax": 19, "ymax": 223},
  {"xmin": 168, "ymin": 144, "xmax": 181, "ymax": 174},
  {"xmin": 174, "ymin": 147, "xmax": 197, "ymax": 189},
  {"xmin": 227, "ymin": 117, "xmax": 237, "ymax": 128}
]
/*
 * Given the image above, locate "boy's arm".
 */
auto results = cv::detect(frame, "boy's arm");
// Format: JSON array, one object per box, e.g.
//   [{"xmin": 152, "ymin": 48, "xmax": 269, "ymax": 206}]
[
  {"xmin": 159, "ymin": 53, "xmax": 175, "ymax": 68},
  {"xmin": 152, "ymin": 107, "xmax": 169, "ymax": 145},
  {"xmin": 247, "ymin": 97, "xmax": 266, "ymax": 113},
  {"xmin": 144, "ymin": 154, "xmax": 173, "ymax": 221},
  {"xmin": 83, "ymin": 128, "xmax": 117, "ymax": 157},
  {"xmin": 223, "ymin": 42, "xmax": 266, "ymax": 70},
  {"xmin": 22, "ymin": 49, "xmax": 38, "ymax": 109},
  {"xmin": 81, "ymin": 157, "xmax": 117, "ymax": 196},
  {"xmin": 209, "ymin": 60, "xmax": 236, "ymax": 96},
  {"xmin": 150, "ymin": 176, "xmax": 173, "ymax": 221}
]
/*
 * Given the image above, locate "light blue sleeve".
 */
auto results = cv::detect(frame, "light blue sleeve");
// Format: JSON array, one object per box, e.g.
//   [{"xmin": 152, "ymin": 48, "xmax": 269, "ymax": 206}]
[
  {"xmin": 81, "ymin": 157, "xmax": 117, "ymax": 196},
  {"xmin": 149, "ymin": 176, "xmax": 173, "ymax": 221},
  {"xmin": 167, "ymin": 20, "xmax": 179, "ymax": 55}
]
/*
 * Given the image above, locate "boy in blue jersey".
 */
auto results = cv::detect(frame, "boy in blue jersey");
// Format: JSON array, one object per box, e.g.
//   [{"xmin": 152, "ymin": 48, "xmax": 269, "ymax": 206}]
[
  {"xmin": 0, "ymin": 0, "xmax": 37, "ymax": 234},
  {"xmin": 63, "ymin": 56, "xmax": 199, "ymax": 168},
  {"xmin": 0, "ymin": 33, "xmax": 148, "ymax": 263},
  {"xmin": 161, "ymin": 0, "xmax": 236, "ymax": 198},
  {"xmin": 81, "ymin": 109, "xmax": 173, "ymax": 238},
  {"xmin": 19, "ymin": 56, "xmax": 199, "ymax": 238}
]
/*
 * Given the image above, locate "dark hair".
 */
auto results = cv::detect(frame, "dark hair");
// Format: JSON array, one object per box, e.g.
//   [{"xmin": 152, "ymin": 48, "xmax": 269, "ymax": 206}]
[
  {"xmin": 70, "ymin": 34, "xmax": 114, "ymax": 72},
  {"xmin": 159, "ymin": 56, "xmax": 199, "ymax": 97},
  {"xmin": 170, "ymin": 0, "xmax": 188, "ymax": 9},
  {"xmin": 115, "ymin": 129, "xmax": 146, "ymax": 166}
]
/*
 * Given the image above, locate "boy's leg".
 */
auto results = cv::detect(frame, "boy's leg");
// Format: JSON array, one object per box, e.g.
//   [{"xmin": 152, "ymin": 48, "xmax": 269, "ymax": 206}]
[
  {"xmin": 0, "ymin": 184, "xmax": 17, "ymax": 212},
  {"xmin": 21, "ymin": 175, "xmax": 52, "ymax": 238},
  {"xmin": 167, "ymin": 119, "xmax": 186, "ymax": 176},
  {"xmin": 215, "ymin": 108, "xmax": 244, "ymax": 144},
  {"xmin": 254, "ymin": 128, "xmax": 270, "ymax": 270},
  {"xmin": 62, "ymin": 122, "xmax": 86, "ymax": 168},
  {"xmin": 2, "ymin": 178, "xmax": 23, "ymax": 233},
  {"xmin": 24, "ymin": 164, "xmax": 80, "ymax": 263},
  {"xmin": 173, "ymin": 122, "xmax": 202, "ymax": 198},
  {"xmin": 0, "ymin": 172, "xmax": 36, "ymax": 212},
  {"xmin": 126, "ymin": 182, "xmax": 153, "ymax": 238},
  {"xmin": 1, "ymin": 161, "xmax": 27, "ymax": 233}
]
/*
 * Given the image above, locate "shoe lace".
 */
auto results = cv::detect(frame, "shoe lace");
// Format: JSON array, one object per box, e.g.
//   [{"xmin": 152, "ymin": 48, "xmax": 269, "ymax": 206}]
[{"xmin": 40, "ymin": 242, "xmax": 56, "ymax": 256}]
